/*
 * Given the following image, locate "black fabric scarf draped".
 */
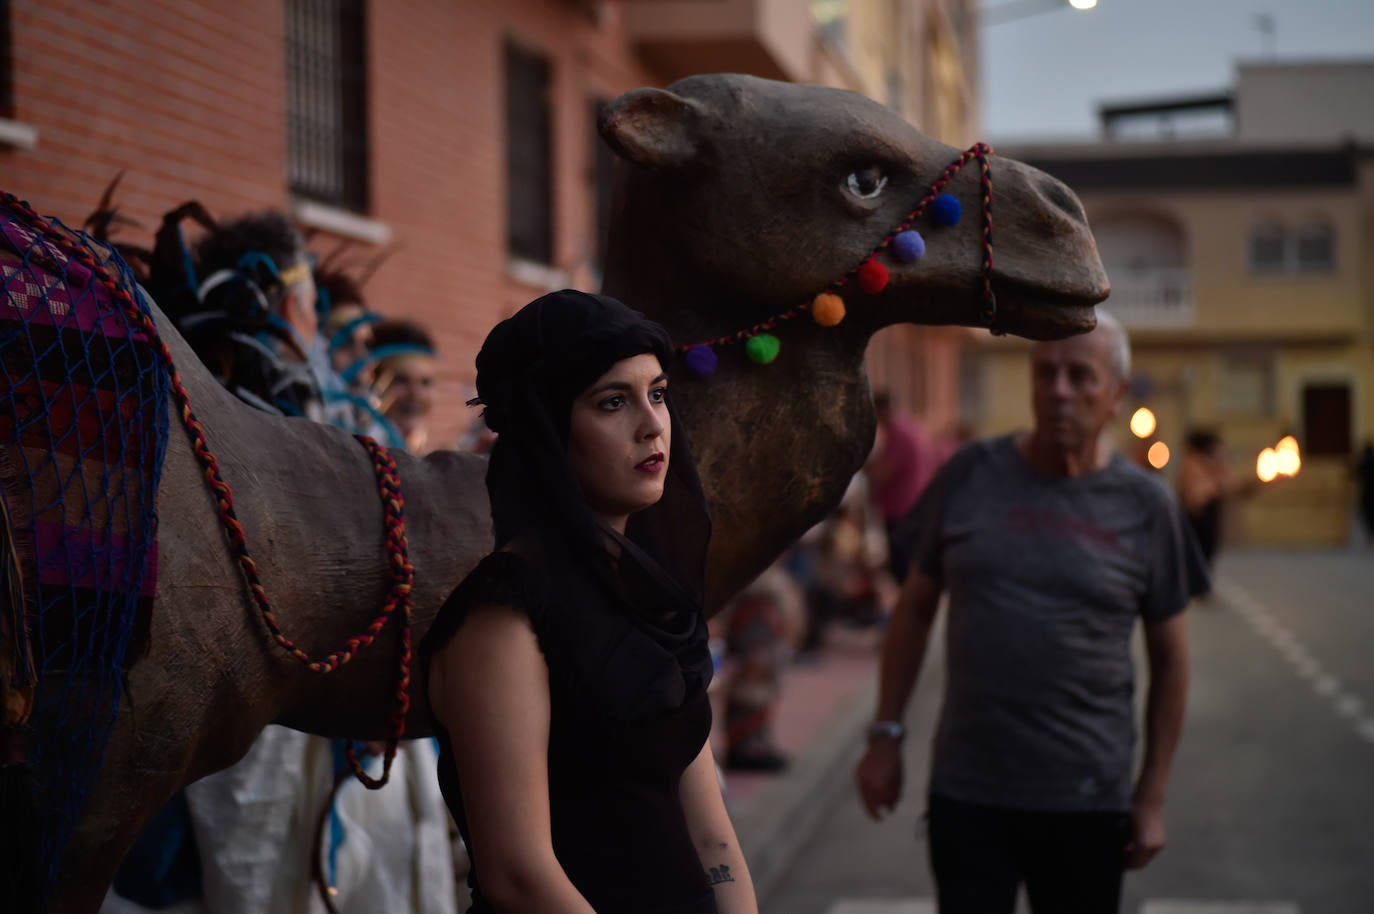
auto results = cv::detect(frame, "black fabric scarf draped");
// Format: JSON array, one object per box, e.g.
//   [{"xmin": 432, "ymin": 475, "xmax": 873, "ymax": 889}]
[{"xmin": 471, "ymin": 289, "xmax": 713, "ymax": 706}]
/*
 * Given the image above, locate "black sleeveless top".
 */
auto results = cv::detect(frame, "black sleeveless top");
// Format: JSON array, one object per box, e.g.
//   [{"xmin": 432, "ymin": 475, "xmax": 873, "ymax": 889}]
[{"xmin": 422, "ymin": 551, "xmax": 718, "ymax": 914}]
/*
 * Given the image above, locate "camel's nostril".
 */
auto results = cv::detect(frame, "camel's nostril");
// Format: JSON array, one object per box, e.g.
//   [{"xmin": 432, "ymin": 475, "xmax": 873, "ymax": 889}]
[{"xmin": 1042, "ymin": 179, "xmax": 1084, "ymax": 223}]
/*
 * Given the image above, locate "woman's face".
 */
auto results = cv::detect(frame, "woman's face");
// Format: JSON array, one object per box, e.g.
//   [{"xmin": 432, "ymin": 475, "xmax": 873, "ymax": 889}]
[{"xmin": 567, "ymin": 352, "xmax": 671, "ymax": 533}]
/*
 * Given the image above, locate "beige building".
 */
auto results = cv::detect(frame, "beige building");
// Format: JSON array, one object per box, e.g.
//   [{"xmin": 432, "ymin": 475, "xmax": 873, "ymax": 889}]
[
  {"xmin": 1, "ymin": 0, "xmax": 980, "ymax": 446},
  {"xmin": 966, "ymin": 60, "xmax": 1374, "ymax": 546}
]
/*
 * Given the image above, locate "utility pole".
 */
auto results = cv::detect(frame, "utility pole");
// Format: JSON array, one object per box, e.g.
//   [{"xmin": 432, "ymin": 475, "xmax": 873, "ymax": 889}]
[{"xmin": 1255, "ymin": 13, "xmax": 1277, "ymax": 59}]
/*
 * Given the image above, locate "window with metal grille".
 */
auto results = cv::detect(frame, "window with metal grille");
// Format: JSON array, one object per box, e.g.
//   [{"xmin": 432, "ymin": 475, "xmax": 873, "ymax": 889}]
[
  {"xmin": 1, "ymin": 0, "xmax": 13, "ymax": 117},
  {"xmin": 286, "ymin": 0, "xmax": 368, "ymax": 212},
  {"xmin": 506, "ymin": 41, "xmax": 553, "ymax": 264}
]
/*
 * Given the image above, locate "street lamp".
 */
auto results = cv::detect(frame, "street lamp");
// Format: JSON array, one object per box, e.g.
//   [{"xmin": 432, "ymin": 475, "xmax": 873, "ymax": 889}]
[{"xmin": 982, "ymin": 0, "xmax": 1098, "ymax": 26}]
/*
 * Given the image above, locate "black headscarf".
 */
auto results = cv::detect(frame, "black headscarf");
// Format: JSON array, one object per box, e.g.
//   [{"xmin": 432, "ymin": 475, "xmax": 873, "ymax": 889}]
[{"xmin": 471, "ymin": 290, "xmax": 712, "ymax": 701}]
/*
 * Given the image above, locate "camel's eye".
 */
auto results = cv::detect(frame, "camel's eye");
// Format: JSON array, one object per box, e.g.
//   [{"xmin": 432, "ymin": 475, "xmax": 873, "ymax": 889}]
[{"xmin": 846, "ymin": 168, "xmax": 888, "ymax": 200}]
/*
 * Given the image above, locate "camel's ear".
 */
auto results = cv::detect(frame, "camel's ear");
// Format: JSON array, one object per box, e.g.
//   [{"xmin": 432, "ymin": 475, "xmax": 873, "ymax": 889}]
[{"xmin": 598, "ymin": 88, "xmax": 703, "ymax": 169}]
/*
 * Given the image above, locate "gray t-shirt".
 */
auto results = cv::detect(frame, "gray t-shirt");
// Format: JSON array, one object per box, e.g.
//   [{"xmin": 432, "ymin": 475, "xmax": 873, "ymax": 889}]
[{"xmin": 902, "ymin": 434, "xmax": 1205, "ymax": 812}]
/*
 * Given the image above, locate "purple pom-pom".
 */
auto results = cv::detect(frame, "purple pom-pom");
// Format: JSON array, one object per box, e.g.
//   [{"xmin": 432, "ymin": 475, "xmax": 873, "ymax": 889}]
[
  {"xmin": 930, "ymin": 193, "xmax": 962, "ymax": 226},
  {"xmin": 685, "ymin": 346, "xmax": 719, "ymax": 377},
  {"xmin": 893, "ymin": 230, "xmax": 926, "ymax": 263}
]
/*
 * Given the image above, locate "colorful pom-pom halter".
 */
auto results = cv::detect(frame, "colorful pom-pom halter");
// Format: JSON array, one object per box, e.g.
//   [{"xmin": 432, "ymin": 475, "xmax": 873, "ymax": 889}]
[{"xmin": 679, "ymin": 142, "xmax": 997, "ymax": 374}]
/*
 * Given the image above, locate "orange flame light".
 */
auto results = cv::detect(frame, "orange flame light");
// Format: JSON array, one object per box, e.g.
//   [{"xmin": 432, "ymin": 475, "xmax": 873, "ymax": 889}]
[
  {"xmin": 1258, "ymin": 436, "xmax": 1301, "ymax": 483},
  {"xmin": 1275, "ymin": 436, "xmax": 1301, "ymax": 477},
  {"xmin": 1147, "ymin": 441, "xmax": 1171, "ymax": 469},
  {"xmin": 1129, "ymin": 407, "xmax": 1157, "ymax": 439}
]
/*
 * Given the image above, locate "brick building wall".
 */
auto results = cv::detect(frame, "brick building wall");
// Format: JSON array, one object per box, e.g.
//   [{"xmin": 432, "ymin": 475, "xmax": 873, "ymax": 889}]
[
  {"xmin": 3, "ymin": 0, "xmax": 979, "ymax": 447},
  {"xmin": 2, "ymin": 0, "xmax": 660, "ymax": 444}
]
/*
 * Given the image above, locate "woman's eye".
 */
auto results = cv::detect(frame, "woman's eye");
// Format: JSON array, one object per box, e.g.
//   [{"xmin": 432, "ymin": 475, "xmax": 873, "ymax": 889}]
[
  {"xmin": 846, "ymin": 168, "xmax": 888, "ymax": 200},
  {"xmin": 650, "ymin": 387, "xmax": 668, "ymax": 403},
  {"xmin": 600, "ymin": 395, "xmax": 626, "ymax": 411}
]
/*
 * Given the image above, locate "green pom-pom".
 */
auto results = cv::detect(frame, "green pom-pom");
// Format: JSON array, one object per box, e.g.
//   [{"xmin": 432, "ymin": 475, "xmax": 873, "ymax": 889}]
[{"xmin": 745, "ymin": 333, "xmax": 781, "ymax": 365}]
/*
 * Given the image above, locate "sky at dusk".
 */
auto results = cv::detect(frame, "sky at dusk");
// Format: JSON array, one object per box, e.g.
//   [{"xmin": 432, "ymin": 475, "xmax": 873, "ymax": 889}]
[{"xmin": 981, "ymin": 0, "xmax": 1374, "ymax": 141}]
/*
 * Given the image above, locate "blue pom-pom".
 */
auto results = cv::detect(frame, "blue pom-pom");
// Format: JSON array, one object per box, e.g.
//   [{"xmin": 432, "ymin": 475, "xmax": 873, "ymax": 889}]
[
  {"xmin": 892, "ymin": 230, "xmax": 926, "ymax": 263},
  {"xmin": 930, "ymin": 194, "xmax": 962, "ymax": 226},
  {"xmin": 685, "ymin": 346, "xmax": 719, "ymax": 377}
]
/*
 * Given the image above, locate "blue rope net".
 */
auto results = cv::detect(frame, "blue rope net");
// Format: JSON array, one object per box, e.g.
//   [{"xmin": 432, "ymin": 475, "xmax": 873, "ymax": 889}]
[{"xmin": 0, "ymin": 197, "xmax": 170, "ymax": 887}]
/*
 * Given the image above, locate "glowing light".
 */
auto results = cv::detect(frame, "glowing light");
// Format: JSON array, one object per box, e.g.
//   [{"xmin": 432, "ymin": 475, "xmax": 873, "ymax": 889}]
[
  {"xmin": 1275, "ymin": 436, "xmax": 1301, "ymax": 477},
  {"xmin": 1069, "ymin": 0, "xmax": 1098, "ymax": 9},
  {"xmin": 1257, "ymin": 448, "xmax": 1279, "ymax": 483},
  {"xmin": 1129, "ymin": 407, "xmax": 1157, "ymax": 439},
  {"xmin": 1147, "ymin": 441, "xmax": 1170, "ymax": 469}
]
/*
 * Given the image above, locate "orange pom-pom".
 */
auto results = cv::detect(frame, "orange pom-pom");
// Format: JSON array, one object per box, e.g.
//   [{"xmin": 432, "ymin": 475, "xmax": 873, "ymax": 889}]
[{"xmin": 811, "ymin": 292, "xmax": 846, "ymax": 327}]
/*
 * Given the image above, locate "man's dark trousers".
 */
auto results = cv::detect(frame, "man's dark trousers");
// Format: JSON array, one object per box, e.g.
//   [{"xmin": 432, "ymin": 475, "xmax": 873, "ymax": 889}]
[{"xmin": 926, "ymin": 793, "xmax": 1131, "ymax": 914}]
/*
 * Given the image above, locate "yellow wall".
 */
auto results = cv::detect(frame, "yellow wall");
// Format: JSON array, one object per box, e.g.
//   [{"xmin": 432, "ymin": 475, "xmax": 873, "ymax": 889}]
[
  {"xmin": 967, "ymin": 336, "xmax": 1368, "ymax": 547},
  {"xmin": 1086, "ymin": 190, "xmax": 1363, "ymax": 337}
]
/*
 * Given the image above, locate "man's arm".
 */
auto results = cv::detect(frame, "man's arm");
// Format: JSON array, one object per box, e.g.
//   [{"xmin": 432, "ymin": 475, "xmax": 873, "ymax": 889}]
[
  {"xmin": 1127, "ymin": 611, "xmax": 1189, "ymax": 869},
  {"xmin": 854, "ymin": 569, "xmax": 942, "ymax": 820}
]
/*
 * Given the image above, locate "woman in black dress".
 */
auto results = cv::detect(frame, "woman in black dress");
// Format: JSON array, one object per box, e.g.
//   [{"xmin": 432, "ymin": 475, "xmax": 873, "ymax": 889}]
[{"xmin": 422, "ymin": 290, "xmax": 757, "ymax": 914}]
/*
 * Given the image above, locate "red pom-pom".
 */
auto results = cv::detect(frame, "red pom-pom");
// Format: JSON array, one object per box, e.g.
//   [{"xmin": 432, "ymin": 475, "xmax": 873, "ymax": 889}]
[{"xmin": 857, "ymin": 257, "xmax": 889, "ymax": 295}]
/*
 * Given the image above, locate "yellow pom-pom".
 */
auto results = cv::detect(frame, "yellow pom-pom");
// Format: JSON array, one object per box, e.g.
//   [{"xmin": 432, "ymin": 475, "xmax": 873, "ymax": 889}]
[{"xmin": 811, "ymin": 292, "xmax": 846, "ymax": 327}]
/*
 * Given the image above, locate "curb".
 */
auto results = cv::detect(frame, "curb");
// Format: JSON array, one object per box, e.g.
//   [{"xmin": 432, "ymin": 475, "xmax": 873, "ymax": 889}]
[{"xmin": 732, "ymin": 676, "xmax": 877, "ymax": 904}]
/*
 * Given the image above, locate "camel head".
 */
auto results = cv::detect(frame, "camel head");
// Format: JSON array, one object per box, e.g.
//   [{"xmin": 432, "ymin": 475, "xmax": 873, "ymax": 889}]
[
  {"xmin": 599, "ymin": 73, "xmax": 1108, "ymax": 351},
  {"xmin": 597, "ymin": 74, "xmax": 1110, "ymax": 606}
]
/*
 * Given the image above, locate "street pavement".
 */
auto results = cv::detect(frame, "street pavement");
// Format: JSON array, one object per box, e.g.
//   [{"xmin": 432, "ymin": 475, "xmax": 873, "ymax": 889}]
[{"xmin": 743, "ymin": 548, "xmax": 1374, "ymax": 914}]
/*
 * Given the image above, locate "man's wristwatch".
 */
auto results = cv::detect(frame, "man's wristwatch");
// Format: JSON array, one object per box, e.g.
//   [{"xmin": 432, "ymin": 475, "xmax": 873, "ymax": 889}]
[{"xmin": 866, "ymin": 720, "xmax": 907, "ymax": 743}]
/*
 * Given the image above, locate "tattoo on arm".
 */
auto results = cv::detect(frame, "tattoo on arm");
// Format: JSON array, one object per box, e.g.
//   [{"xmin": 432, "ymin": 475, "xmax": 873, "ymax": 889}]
[{"xmin": 706, "ymin": 864, "xmax": 735, "ymax": 886}]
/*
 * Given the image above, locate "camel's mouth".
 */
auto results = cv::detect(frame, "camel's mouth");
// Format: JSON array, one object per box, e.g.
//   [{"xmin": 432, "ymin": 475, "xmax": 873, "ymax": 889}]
[{"xmin": 988, "ymin": 276, "xmax": 1107, "ymax": 341}]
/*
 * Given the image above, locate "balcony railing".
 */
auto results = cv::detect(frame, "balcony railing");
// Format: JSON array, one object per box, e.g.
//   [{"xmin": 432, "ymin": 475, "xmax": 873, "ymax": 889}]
[
  {"xmin": 1101, "ymin": 266, "xmax": 1194, "ymax": 328},
  {"xmin": 621, "ymin": 0, "xmax": 811, "ymax": 84}
]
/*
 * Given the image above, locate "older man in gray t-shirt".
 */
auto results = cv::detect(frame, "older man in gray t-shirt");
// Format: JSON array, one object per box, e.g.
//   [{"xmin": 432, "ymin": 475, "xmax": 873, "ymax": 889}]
[{"xmin": 856, "ymin": 314, "xmax": 1204, "ymax": 914}]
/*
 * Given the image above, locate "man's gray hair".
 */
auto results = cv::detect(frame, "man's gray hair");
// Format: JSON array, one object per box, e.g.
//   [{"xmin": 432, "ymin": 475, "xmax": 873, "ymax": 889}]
[{"xmin": 1094, "ymin": 310, "xmax": 1131, "ymax": 381}]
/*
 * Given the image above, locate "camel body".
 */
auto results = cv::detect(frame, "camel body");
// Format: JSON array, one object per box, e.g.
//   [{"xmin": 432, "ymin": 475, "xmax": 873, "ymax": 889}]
[{"xmin": 4, "ymin": 74, "xmax": 1107, "ymax": 912}]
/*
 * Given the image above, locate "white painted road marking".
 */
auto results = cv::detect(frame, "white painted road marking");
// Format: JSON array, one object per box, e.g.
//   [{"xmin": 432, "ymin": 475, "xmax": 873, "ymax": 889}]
[
  {"xmin": 823, "ymin": 901, "xmax": 1300, "ymax": 914},
  {"xmin": 825, "ymin": 902, "xmax": 936, "ymax": 914},
  {"xmin": 1215, "ymin": 578, "xmax": 1374, "ymax": 747},
  {"xmin": 1141, "ymin": 902, "xmax": 1301, "ymax": 914}
]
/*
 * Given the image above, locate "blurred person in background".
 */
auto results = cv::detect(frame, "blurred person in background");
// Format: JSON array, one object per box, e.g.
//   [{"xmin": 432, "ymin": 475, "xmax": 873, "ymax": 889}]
[
  {"xmin": 718, "ymin": 564, "xmax": 802, "ymax": 773},
  {"xmin": 189, "ymin": 211, "xmax": 325, "ymax": 419},
  {"xmin": 865, "ymin": 390, "xmax": 940, "ymax": 583},
  {"xmin": 1355, "ymin": 440, "xmax": 1374, "ymax": 546},
  {"xmin": 314, "ymin": 265, "xmax": 389, "ymax": 438},
  {"xmin": 799, "ymin": 472, "xmax": 889, "ymax": 658},
  {"xmin": 1175, "ymin": 428, "xmax": 1263, "ymax": 576},
  {"xmin": 369, "ymin": 319, "xmax": 439, "ymax": 455},
  {"xmin": 856, "ymin": 314, "xmax": 1205, "ymax": 914}
]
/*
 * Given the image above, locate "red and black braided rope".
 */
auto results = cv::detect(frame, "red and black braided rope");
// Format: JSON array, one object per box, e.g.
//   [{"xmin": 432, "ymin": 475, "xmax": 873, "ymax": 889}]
[
  {"xmin": 681, "ymin": 141, "xmax": 998, "ymax": 351},
  {"xmin": 1, "ymin": 191, "xmax": 412, "ymax": 788}
]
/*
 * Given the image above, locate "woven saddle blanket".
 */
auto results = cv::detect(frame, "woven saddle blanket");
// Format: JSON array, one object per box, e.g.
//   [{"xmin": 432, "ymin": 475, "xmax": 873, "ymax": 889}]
[{"xmin": 0, "ymin": 197, "xmax": 169, "ymax": 884}]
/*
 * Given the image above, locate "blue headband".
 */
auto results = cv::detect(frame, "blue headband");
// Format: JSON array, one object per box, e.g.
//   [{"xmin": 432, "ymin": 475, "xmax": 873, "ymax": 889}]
[
  {"xmin": 340, "ymin": 342, "xmax": 437, "ymax": 386},
  {"xmin": 327, "ymin": 312, "xmax": 384, "ymax": 354}
]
